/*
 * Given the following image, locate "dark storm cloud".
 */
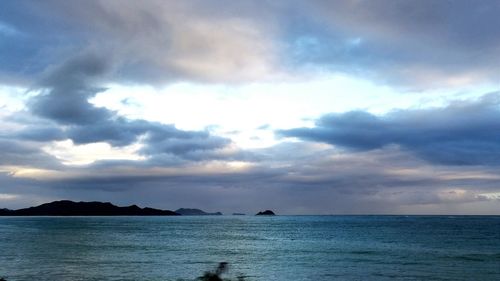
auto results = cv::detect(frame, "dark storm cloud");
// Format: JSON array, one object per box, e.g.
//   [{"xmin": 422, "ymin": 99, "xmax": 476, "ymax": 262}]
[{"xmin": 279, "ymin": 94, "xmax": 500, "ymax": 165}]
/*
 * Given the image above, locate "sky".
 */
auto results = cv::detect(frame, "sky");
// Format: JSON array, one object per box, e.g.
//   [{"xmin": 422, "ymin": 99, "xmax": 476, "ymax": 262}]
[{"xmin": 1, "ymin": 0, "xmax": 500, "ymax": 214}]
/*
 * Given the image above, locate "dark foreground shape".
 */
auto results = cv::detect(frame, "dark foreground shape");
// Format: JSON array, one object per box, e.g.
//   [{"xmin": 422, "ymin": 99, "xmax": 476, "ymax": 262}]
[
  {"xmin": 197, "ymin": 262, "xmax": 228, "ymax": 281},
  {"xmin": 0, "ymin": 200, "xmax": 179, "ymax": 216},
  {"xmin": 197, "ymin": 262, "xmax": 246, "ymax": 281},
  {"xmin": 175, "ymin": 208, "xmax": 223, "ymax": 216},
  {"xmin": 255, "ymin": 210, "xmax": 275, "ymax": 216}
]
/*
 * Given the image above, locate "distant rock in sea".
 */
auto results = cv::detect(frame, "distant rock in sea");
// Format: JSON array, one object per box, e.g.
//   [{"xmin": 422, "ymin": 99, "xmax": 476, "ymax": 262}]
[
  {"xmin": 256, "ymin": 210, "xmax": 276, "ymax": 216},
  {"xmin": 232, "ymin": 213, "xmax": 246, "ymax": 216},
  {"xmin": 175, "ymin": 208, "xmax": 223, "ymax": 216},
  {"xmin": 0, "ymin": 200, "xmax": 179, "ymax": 216}
]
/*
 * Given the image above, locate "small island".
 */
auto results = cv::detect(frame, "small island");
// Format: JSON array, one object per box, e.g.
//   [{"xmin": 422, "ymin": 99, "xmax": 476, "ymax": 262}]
[
  {"xmin": 175, "ymin": 208, "xmax": 222, "ymax": 216},
  {"xmin": 256, "ymin": 210, "xmax": 276, "ymax": 216},
  {"xmin": 0, "ymin": 200, "xmax": 179, "ymax": 216}
]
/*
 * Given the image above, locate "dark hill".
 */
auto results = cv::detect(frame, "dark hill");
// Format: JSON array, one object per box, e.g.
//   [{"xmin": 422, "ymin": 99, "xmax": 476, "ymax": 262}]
[
  {"xmin": 175, "ymin": 208, "xmax": 222, "ymax": 216},
  {"xmin": 0, "ymin": 200, "xmax": 179, "ymax": 216},
  {"xmin": 256, "ymin": 210, "xmax": 276, "ymax": 216}
]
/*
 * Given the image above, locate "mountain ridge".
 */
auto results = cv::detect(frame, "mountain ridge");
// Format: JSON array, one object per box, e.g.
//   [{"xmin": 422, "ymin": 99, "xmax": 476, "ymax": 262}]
[{"xmin": 0, "ymin": 200, "xmax": 179, "ymax": 216}]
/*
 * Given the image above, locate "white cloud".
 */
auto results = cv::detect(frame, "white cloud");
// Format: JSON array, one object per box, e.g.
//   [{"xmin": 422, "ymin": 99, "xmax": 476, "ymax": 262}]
[{"xmin": 42, "ymin": 140, "xmax": 145, "ymax": 165}]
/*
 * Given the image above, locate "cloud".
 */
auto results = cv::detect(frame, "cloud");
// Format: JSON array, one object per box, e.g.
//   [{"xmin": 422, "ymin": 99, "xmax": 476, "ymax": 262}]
[
  {"xmin": 279, "ymin": 93, "xmax": 500, "ymax": 165},
  {"xmin": 290, "ymin": 0, "xmax": 500, "ymax": 87},
  {"xmin": 0, "ymin": 138, "xmax": 62, "ymax": 169},
  {"xmin": 2, "ymin": 142, "xmax": 499, "ymax": 214},
  {"xmin": 3, "ymin": 1, "xmax": 500, "ymax": 87},
  {"xmin": 13, "ymin": 126, "xmax": 66, "ymax": 142},
  {"xmin": 30, "ymin": 53, "xmax": 112, "ymax": 125},
  {"xmin": 20, "ymin": 53, "xmax": 232, "ymax": 162},
  {"xmin": 0, "ymin": 0, "xmax": 280, "ymax": 85}
]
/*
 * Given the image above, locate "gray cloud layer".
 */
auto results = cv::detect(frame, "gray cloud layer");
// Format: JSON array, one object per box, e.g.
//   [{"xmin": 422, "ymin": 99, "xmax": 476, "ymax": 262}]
[
  {"xmin": 292, "ymin": 0, "xmax": 500, "ymax": 87},
  {"xmin": 1, "ymin": 142, "xmax": 499, "ymax": 214},
  {"xmin": 279, "ymin": 94, "xmax": 500, "ymax": 165},
  {"xmin": 2, "ymin": 0, "xmax": 500, "ymax": 87},
  {"xmin": 0, "ymin": 139, "xmax": 62, "ymax": 169}
]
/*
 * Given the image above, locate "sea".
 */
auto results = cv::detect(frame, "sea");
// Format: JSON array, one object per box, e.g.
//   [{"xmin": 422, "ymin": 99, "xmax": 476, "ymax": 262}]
[{"xmin": 0, "ymin": 216, "xmax": 499, "ymax": 281}]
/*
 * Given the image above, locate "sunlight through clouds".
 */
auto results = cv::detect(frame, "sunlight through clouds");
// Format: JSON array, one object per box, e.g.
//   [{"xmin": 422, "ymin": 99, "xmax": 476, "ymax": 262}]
[{"xmin": 42, "ymin": 140, "xmax": 146, "ymax": 165}]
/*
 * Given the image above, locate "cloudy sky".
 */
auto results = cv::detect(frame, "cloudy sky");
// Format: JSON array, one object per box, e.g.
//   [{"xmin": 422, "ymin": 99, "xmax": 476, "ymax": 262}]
[{"xmin": 1, "ymin": 0, "xmax": 499, "ymax": 214}]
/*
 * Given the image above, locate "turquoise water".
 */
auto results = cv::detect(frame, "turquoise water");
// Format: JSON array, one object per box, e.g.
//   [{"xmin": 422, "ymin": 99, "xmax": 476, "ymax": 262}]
[{"xmin": 0, "ymin": 216, "xmax": 499, "ymax": 280}]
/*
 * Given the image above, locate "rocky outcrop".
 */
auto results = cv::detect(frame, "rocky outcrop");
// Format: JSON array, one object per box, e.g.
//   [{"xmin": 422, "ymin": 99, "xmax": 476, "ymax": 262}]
[{"xmin": 256, "ymin": 210, "xmax": 276, "ymax": 216}]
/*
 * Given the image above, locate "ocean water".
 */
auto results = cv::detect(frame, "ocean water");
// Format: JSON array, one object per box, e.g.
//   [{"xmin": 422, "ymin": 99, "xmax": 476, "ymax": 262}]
[{"xmin": 0, "ymin": 216, "xmax": 499, "ymax": 281}]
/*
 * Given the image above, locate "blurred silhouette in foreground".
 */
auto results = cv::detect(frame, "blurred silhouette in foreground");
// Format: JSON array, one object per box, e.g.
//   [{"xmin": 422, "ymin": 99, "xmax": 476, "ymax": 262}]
[{"xmin": 196, "ymin": 262, "xmax": 246, "ymax": 281}]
